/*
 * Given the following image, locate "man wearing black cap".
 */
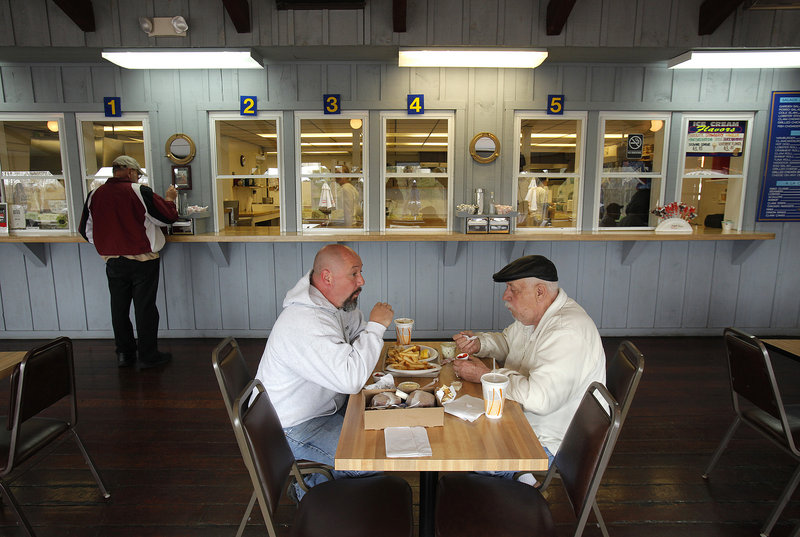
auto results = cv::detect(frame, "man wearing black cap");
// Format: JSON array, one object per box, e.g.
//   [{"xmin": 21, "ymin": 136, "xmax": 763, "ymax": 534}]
[
  {"xmin": 453, "ymin": 254, "xmax": 606, "ymax": 465},
  {"xmin": 79, "ymin": 155, "xmax": 179, "ymax": 370}
]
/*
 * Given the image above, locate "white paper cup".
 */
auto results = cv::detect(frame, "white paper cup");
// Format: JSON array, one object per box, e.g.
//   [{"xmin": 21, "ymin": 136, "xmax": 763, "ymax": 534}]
[
  {"xmin": 440, "ymin": 342, "xmax": 456, "ymax": 359},
  {"xmin": 481, "ymin": 372, "xmax": 510, "ymax": 419},
  {"xmin": 721, "ymin": 221, "xmax": 734, "ymax": 232},
  {"xmin": 394, "ymin": 318, "xmax": 414, "ymax": 345}
]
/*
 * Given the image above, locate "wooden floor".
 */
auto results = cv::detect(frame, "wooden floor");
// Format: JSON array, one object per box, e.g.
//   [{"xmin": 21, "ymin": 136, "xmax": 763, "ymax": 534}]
[{"xmin": 0, "ymin": 336, "xmax": 799, "ymax": 536}]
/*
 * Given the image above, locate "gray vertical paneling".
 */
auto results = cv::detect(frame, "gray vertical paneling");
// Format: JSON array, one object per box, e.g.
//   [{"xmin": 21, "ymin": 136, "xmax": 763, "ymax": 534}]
[
  {"xmin": 627, "ymin": 242, "xmax": 661, "ymax": 328},
  {"xmin": 219, "ymin": 243, "xmax": 250, "ymax": 329},
  {"xmin": 533, "ymin": 65, "xmax": 560, "ymax": 102},
  {"xmin": 48, "ymin": 0, "xmax": 86, "ymax": 46},
  {"xmin": 468, "ymin": 242, "xmax": 498, "ymax": 330},
  {"xmin": 772, "ymin": 10, "xmax": 800, "ymax": 44},
  {"xmin": 353, "ymin": 242, "xmax": 382, "ymax": 313},
  {"xmin": 577, "ymin": 242, "xmax": 606, "ymax": 325},
  {"xmin": 590, "ymin": 67, "xmax": 615, "ymax": 103},
  {"xmin": 31, "ymin": 67, "xmax": 62, "ymax": 103},
  {"xmin": 26, "ymin": 246, "xmax": 59, "ymax": 330},
  {"xmin": 381, "ymin": 66, "xmax": 408, "ymax": 102},
  {"xmin": 190, "ymin": 244, "xmax": 223, "ymax": 330},
  {"xmin": 0, "ymin": 0, "xmax": 13, "ymax": 47},
  {"xmin": 773, "ymin": 223, "xmax": 800, "ymax": 328},
  {"xmin": 61, "ymin": 67, "xmax": 92, "ymax": 103},
  {"xmin": 442, "ymin": 243, "xmax": 469, "ymax": 331},
  {"xmin": 414, "ymin": 242, "xmax": 440, "ymax": 329},
  {"xmin": 356, "ymin": 65, "xmax": 381, "ymax": 102},
  {"xmin": 78, "ymin": 244, "xmax": 111, "ymax": 330},
  {"xmin": 83, "ymin": 0, "xmax": 117, "ymax": 48},
  {"xmin": 670, "ymin": 0, "xmax": 702, "ymax": 49},
  {"xmin": 565, "ymin": 0, "xmax": 602, "ymax": 47},
  {"xmin": 671, "ymin": 71, "xmax": 702, "ymax": 104},
  {"xmin": 549, "ymin": 242, "xmax": 580, "ymax": 300},
  {"xmin": 156, "ymin": 262, "xmax": 168, "ymax": 330},
  {"xmin": 10, "ymin": 1, "xmax": 49, "ymax": 47},
  {"xmin": 412, "ymin": 67, "xmax": 441, "ymax": 99},
  {"xmin": 729, "ymin": 70, "xmax": 762, "ymax": 103},
  {"xmin": 682, "ymin": 242, "xmax": 715, "ymax": 327},
  {"xmin": 467, "ymin": 0, "xmax": 499, "ymax": 46},
  {"xmin": 700, "ymin": 70, "xmax": 733, "ymax": 104},
  {"xmin": 602, "ymin": 0, "xmax": 636, "ymax": 47},
  {"xmin": 1, "ymin": 67, "xmax": 34, "ymax": 102},
  {"xmin": 397, "ymin": 0, "xmax": 429, "ymax": 46},
  {"xmin": 443, "ymin": 68, "xmax": 469, "ymax": 102},
  {"xmin": 637, "ymin": 0, "xmax": 673, "ymax": 46},
  {"xmin": 734, "ymin": 223, "xmax": 782, "ymax": 328},
  {"xmin": 297, "ymin": 65, "xmax": 322, "ymax": 102},
  {"xmin": 117, "ymin": 0, "xmax": 151, "ymax": 48},
  {"xmin": 51, "ymin": 243, "xmax": 87, "ymax": 331},
  {"xmin": 707, "ymin": 242, "xmax": 741, "ymax": 328},
  {"xmin": 642, "ymin": 67, "xmax": 673, "ymax": 104},
  {"xmin": 502, "ymin": 0, "xmax": 534, "ymax": 48},
  {"xmin": 387, "ymin": 242, "xmax": 414, "ymax": 318},
  {"xmin": 161, "ymin": 245, "xmax": 196, "ymax": 330},
  {"xmin": 0, "ymin": 245, "xmax": 33, "ymax": 330},
  {"xmin": 293, "ymin": 11, "xmax": 324, "ymax": 46},
  {"xmin": 273, "ymin": 243, "xmax": 304, "ymax": 309},
  {"xmin": 245, "ymin": 243, "xmax": 278, "ymax": 330},
  {"xmin": 190, "ymin": 0, "xmax": 226, "ymax": 47},
  {"xmin": 327, "ymin": 65, "xmax": 353, "ymax": 100},
  {"xmin": 119, "ymin": 70, "xmax": 149, "ymax": 109},
  {"xmin": 562, "ymin": 67, "xmax": 587, "ymax": 104},
  {"xmin": 654, "ymin": 241, "xmax": 689, "ymax": 327},
  {"xmin": 90, "ymin": 67, "xmax": 117, "ymax": 104},
  {"xmin": 601, "ymin": 242, "xmax": 631, "ymax": 328},
  {"xmin": 614, "ymin": 67, "xmax": 644, "ymax": 104},
  {"xmin": 328, "ymin": 10, "xmax": 362, "ymax": 46}
]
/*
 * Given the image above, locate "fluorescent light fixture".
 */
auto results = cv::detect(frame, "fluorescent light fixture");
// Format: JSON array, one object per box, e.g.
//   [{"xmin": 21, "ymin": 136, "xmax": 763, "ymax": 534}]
[
  {"xmin": 399, "ymin": 48, "xmax": 548, "ymax": 68},
  {"xmin": 669, "ymin": 49, "xmax": 800, "ymax": 69},
  {"xmin": 101, "ymin": 49, "xmax": 264, "ymax": 69}
]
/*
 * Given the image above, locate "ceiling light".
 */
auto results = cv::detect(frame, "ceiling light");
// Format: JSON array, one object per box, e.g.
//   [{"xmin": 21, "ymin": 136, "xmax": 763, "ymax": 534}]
[
  {"xmin": 46, "ymin": 121, "xmax": 59, "ymax": 132},
  {"xmin": 399, "ymin": 49, "xmax": 548, "ymax": 68},
  {"xmin": 101, "ymin": 49, "xmax": 264, "ymax": 69},
  {"xmin": 650, "ymin": 120, "xmax": 664, "ymax": 132},
  {"xmin": 138, "ymin": 16, "xmax": 188, "ymax": 37},
  {"xmin": 349, "ymin": 118, "xmax": 363, "ymax": 130},
  {"xmin": 668, "ymin": 49, "xmax": 800, "ymax": 69}
]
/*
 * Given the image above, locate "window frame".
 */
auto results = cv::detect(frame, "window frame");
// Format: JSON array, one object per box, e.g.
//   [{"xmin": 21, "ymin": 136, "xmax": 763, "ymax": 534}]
[
  {"xmin": 512, "ymin": 111, "xmax": 587, "ymax": 232},
  {"xmin": 594, "ymin": 111, "xmax": 671, "ymax": 230},
  {"xmin": 209, "ymin": 111, "xmax": 284, "ymax": 232},
  {"xmin": 380, "ymin": 111, "xmax": 454, "ymax": 232}
]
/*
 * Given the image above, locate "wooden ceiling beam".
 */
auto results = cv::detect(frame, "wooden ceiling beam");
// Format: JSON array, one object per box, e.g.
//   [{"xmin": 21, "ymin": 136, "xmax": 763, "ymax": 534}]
[
  {"xmin": 393, "ymin": 0, "xmax": 407, "ymax": 33},
  {"xmin": 222, "ymin": 0, "xmax": 251, "ymax": 33},
  {"xmin": 546, "ymin": 0, "xmax": 577, "ymax": 36},
  {"xmin": 51, "ymin": 0, "xmax": 95, "ymax": 32},
  {"xmin": 699, "ymin": 0, "xmax": 746, "ymax": 34}
]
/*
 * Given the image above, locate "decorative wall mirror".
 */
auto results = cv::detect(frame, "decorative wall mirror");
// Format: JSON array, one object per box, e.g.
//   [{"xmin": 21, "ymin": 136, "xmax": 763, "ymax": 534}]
[
  {"xmin": 470, "ymin": 132, "xmax": 500, "ymax": 164},
  {"xmin": 165, "ymin": 133, "xmax": 196, "ymax": 165}
]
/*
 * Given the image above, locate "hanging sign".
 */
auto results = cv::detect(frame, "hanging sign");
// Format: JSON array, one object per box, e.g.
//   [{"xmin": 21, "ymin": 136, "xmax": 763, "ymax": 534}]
[
  {"xmin": 407, "ymin": 94, "xmax": 424, "ymax": 115},
  {"xmin": 686, "ymin": 120, "xmax": 745, "ymax": 156},
  {"xmin": 323, "ymin": 94, "xmax": 341, "ymax": 114},
  {"xmin": 240, "ymin": 96, "xmax": 257, "ymax": 116},
  {"xmin": 626, "ymin": 134, "xmax": 644, "ymax": 159},
  {"xmin": 104, "ymin": 97, "xmax": 122, "ymax": 117},
  {"xmin": 757, "ymin": 91, "xmax": 800, "ymax": 221},
  {"xmin": 547, "ymin": 95, "xmax": 564, "ymax": 115}
]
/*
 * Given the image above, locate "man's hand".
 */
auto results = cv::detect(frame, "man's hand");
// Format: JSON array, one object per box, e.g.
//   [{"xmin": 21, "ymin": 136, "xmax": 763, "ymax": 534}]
[
  {"xmin": 454, "ymin": 331, "xmax": 481, "ymax": 354},
  {"xmin": 165, "ymin": 185, "xmax": 178, "ymax": 202},
  {"xmin": 369, "ymin": 302, "xmax": 394, "ymax": 327},
  {"xmin": 453, "ymin": 355, "xmax": 490, "ymax": 383}
]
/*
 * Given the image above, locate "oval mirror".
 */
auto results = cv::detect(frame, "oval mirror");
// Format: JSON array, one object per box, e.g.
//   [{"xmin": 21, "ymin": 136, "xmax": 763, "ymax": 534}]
[
  {"xmin": 470, "ymin": 132, "xmax": 500, "ymax": 164},
  {"xmin": 165, "ymin": 133, "xmax": 196, "ymax": 165}
]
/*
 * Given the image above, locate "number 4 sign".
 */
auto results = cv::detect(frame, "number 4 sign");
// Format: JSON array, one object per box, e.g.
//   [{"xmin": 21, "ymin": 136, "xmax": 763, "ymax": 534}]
[{"xmin": 408, "ymin": 94, "xmax": 424, "ymax": 115}]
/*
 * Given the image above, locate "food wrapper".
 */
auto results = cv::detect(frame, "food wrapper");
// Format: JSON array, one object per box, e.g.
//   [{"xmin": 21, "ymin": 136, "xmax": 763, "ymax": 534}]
[{"xmin": 436, "ymin": 381, "xmax": 462, "ymax": 404}]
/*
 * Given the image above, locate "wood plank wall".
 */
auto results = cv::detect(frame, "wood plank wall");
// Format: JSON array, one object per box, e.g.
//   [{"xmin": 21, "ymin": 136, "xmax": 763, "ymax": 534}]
[{"xmin": 0, "ymin": 0, "xmax": 799, "ymax": 338}]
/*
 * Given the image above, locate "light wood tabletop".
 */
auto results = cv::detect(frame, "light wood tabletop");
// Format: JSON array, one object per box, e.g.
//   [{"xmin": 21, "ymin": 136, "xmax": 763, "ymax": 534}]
[
  {"xmin": 763, "ymin": 339, "xmax": 800, "ymax": 361},
  {"xmin": 0, "ymin": 351, "xmax": 25, "ymax": 379}
]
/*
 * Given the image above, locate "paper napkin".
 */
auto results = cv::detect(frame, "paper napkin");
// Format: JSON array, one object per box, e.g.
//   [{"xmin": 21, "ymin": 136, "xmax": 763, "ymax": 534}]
[
  {"xmin": 443, "ymin": 395, "xmax": 485, "ymax": 422},
  {"xmin": 384, "ymin": 426, "xmax": 433, "ymax": 458}
]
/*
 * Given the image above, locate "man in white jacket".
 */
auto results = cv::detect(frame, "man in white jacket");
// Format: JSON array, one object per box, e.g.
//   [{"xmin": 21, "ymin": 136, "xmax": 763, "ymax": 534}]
[
  {"xmin": 453, "ymin": 255, "xmax": 606, "ymax": 467},
  {"xmin": 254, "ymin": 244, "xmax": 394, "ymax": 495}
]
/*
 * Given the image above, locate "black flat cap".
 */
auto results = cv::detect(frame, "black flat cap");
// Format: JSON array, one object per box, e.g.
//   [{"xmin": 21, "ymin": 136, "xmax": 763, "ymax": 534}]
[{"xmin": 493, "ymin": 255, "xmax": 558, "ymax": 283}]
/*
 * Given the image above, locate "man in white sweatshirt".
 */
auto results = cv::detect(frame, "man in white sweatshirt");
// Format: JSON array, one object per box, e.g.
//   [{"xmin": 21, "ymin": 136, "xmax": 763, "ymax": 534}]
[
  {"xmin": 254, "ymin": 244, "xmax": 394, "ymax": 495},
  {"xmin": 453, "ymin": 255, "xmax": 606, "ymax": 468}
]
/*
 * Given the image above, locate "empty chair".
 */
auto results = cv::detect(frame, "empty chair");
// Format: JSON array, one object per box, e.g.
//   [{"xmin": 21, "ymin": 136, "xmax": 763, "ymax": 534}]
[
  {"xmin": 703, "ymin": 328, "xmax": 800, "ymax": 537},
  {"xmin": 0, "ymin": 337, "xmax": 110, "ymax": 537},
  {"xmin": 435, "ymin": 382, "xmax": 622, "ymax": 537},
  {"xmin": 234, "ymin": 379, "xmax": 413, "ymax": 537}
]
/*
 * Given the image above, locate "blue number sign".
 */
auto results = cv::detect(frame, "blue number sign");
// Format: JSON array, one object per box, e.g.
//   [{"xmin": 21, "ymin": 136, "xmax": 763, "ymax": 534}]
[
  {"xmin": 547, "ymin": 95, "xmax": 564, "ymax": 115},
  {"xmin": 104, "ymin": 97, "xmax": 122, "ymax": 117},
  {"xmin": 324, "ymin": 94, "xmax": 341, "ymax": 114},
  {"xmin": 240, "ymin": 96, "xmax": 257, "ymax": 116},
  {"xmin": 407, "ymin": 94, "xmax": 424, "ymax": 115}
]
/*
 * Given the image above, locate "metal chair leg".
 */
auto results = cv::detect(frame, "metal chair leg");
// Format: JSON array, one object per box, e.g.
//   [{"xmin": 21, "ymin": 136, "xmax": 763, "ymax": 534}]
[
  {"xmin": 702, "ymin": 417, "xmax": 741, "ymax": 479},
  {"xmin": 592, "ymin": 500, "xmax": 610, "ymax": 537},
  {"xmin": 760, "ymin": 463, "xmax": 800, "ymax": 537},
  {"xmin": 0, "ymin": 480, "xmax": 36, "ymax": 537},
  {"xmin": 236, "ymin": 490, "xmax": 257, "ymax": 537},
  {"xmin": 70, "ymin": 429, "xmax": 111, "ymax": 498}
]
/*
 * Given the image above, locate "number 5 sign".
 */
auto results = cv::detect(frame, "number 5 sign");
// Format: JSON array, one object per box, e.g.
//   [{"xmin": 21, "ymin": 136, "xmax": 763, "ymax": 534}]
[{"xmin": 547, "ymin": 95, "xmax": 564, "ymax": 115}]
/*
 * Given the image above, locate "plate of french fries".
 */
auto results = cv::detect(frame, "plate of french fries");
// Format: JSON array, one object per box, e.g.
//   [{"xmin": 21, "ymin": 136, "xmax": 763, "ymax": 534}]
[{"xmin": 384, "ymin": 345, "xmax": 441, "ymax": 376}]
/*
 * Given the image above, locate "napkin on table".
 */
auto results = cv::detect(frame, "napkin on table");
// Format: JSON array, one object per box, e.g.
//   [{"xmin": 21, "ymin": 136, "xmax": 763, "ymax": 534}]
[
  {"xmin": 443, "ymin": 395, "xmax": 485, "ymax": 422},
  {"xmin": 384, "ymin": 426, "xmax": 433, "ymax": 458}
]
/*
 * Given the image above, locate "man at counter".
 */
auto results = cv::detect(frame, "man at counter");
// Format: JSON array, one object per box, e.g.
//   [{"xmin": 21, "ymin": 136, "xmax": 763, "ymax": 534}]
[
  {"xmin": 335, "ymin": 170, "xmax": 361, "ymax": 227},
  {"xmin": 254, "ymin": 243, "xmax": 394, "ymax": 499},
  {"xmin": 79, "ymin": 155, "xmax": 178, "ymax": 369},
  {"xmin": 453, "ymin": 254, "xmax": 606, "ymax": 476}
]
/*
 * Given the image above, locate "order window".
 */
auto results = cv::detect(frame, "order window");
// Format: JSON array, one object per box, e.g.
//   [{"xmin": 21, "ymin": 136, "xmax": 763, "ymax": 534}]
[
  {"xmin": 596, "ymin": 114, "xmax": 670, "ymax": 229},
  {"xmin": 677, "ymin": 114, "xmax": 753, "ymax": 231},
  {"xmin": 296, "ymin": 113, "xmax": 368, "ymax": 231},
  {"xmin": 381, "ymin": 113, "xmax": 453, "ymax": 230},
  {"xmin": 513, "ymin": 113, "xmax": 586, "ymax": 230},
  {"xmin": 211, "ymin": 113, "xmax": 282, "ymax": 231},
  {"xmin": 0, "ymin": 115, "xmax": 72, "ymax": 232}
]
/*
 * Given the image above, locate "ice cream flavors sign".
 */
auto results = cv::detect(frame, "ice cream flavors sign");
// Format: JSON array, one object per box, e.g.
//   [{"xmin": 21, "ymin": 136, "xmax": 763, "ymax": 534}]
[{"xmin": 686, "ymin": 120, "xmax": 746, "ymax": 156}]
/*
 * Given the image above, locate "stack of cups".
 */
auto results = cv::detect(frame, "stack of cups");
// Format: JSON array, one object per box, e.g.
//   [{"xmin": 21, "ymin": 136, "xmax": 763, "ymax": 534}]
[
  {"xmin": 394, "ymin": 318, "xmax": 414, "ymax": 345},
  {"xmin": 480, "ymin": 372, "xmax": 510, "ymax": 419}
]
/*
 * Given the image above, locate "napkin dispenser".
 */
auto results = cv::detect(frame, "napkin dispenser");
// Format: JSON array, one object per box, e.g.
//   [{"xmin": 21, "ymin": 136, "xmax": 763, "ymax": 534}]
[
  {"xmin": 362, "ymin": 388, "xmax": 444, "ymax": 430},
  {"xmin": 465, "ymin": 216, "xmax": 489, "ymax": 234}
]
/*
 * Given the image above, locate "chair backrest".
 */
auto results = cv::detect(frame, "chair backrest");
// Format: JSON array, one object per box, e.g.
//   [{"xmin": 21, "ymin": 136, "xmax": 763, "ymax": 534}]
[
  {"xmin": 212, "ymin": 337, "xmax": 253, "ymax": 424},
  {"xmin": 553, "ymin": 382, "xmax": 621, "ymax": 536},
  {"xmin": 233, "ymin": 379, "xmax": 296, "ymax": 537},
  {"xmin": 723, "ymin": 328, "xmax": 794, "ymax": 450},
  {"xmin": 606, "ymin": 340, "xmax": 645, "ymax": 425},
  {"xmin": 6, "ymin": 337, "xmax": 76, "ymax": 470}
]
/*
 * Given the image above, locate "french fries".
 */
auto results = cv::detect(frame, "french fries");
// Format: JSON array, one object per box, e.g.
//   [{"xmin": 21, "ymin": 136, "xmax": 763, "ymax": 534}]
[{"xmin": 385, "ymin": 345, "xmax": 434, "ymax": 370}]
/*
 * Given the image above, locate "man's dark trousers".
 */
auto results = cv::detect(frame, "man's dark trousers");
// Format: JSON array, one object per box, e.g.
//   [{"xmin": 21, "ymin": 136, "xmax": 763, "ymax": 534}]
[{"xmin": 106, "ymin": 257, "xmax": 161, "ymax": 361}]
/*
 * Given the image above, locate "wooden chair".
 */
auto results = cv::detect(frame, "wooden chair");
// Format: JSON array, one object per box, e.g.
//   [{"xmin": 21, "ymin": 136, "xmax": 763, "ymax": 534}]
[
  {"xmin": 234, "ymin": 379, "xmax": 414, "ymax": 537},
  {"xmin": 0, "ymin": 337, "xmax": 110, "ymax": 537},
  {"xmin": 703, "ymin": 328, "xmax": 800, "ymax": 537},
  {"xmin": 435, "ymin": 382, "xmax": 622, "ymax": 537}
]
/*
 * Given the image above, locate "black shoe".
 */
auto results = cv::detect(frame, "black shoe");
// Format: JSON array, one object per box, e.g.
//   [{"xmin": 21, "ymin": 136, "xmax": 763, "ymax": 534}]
[
  {"xmin": 117, "ymin": 352, "xmax": 137, "ymax": 368},
  {"xmin": 137, "ymin": 351, "xmax": 172, "ymax": 370}
]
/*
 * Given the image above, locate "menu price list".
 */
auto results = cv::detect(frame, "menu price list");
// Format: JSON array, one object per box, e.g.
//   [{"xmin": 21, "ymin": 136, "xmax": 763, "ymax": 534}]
[{"xmin": 758, "ymin": 91, "xmax": 800, "ymax": 221}]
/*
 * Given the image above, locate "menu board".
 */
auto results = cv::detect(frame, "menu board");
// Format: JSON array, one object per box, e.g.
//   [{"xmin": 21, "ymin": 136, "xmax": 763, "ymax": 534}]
[
  {"xmin": 686, "ymin": 120, "xmax": 746, "ymax": 156},
  {"xmin": 757, "ymin": 91, "xmax": 800, "ymax": 221}
]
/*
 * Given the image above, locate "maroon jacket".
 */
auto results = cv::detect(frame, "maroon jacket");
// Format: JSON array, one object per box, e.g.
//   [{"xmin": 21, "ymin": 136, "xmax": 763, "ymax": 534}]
[{"xmin": 79, "ymin": 178, "xmax": 178, "ymax": 256}]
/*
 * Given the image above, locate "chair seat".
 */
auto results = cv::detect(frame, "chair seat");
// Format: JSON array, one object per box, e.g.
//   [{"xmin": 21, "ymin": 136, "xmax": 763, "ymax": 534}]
[
  {"xmin": 292, "ymin": 475, "xmax": 413, "ymax": 537},
  {"xmin": 742, "ymin": 404, "xmax": 800, "ymax": 455},
  {"xmin": 0, "ymin": 417, "xmax": 69, "ymax": 475},
  {"xmin": 435, "ymin": 474, "xmax": 555, "ymax": 537}
]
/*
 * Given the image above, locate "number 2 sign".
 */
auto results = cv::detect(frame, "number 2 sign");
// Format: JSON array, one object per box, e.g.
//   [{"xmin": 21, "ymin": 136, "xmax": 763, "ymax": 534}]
[{"xmin": 240, "ymin": 96, "xmax": 257, "ymax": 116}]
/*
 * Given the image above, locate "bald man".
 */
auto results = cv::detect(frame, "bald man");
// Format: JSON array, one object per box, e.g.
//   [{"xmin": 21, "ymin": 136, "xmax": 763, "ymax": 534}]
[{"xmin": 253, "ymin": 244, "xmax": 394, "ymax": 499}]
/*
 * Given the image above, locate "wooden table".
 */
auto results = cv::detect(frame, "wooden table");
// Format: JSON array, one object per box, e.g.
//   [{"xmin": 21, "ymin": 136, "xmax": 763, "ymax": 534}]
[
  {"xmin": 0, "ymin": 351, "xmax": 25, "ymax": 379},
  {"xmin": 335, "ymin": 341, "xmax": 548, "ymax": 537},
  {"xmin": 763, "ymin": 339, "xmax": 800, "ymax": 361}
]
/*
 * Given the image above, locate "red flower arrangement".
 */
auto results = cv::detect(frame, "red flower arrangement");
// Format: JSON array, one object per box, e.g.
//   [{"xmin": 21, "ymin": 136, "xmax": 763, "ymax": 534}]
[{"xmin": 651, "ymin": 202, "xmax": 697, "ymax": 222}]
